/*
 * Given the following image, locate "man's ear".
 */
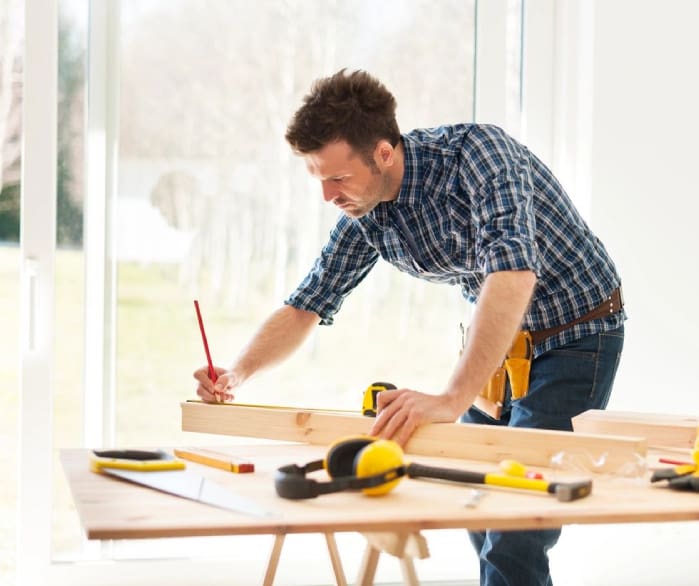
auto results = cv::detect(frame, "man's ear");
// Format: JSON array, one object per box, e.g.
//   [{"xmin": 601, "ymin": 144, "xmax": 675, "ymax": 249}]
[{"xmin": 374, "ymin": 140, "xmax": 395, "ymax": 168}]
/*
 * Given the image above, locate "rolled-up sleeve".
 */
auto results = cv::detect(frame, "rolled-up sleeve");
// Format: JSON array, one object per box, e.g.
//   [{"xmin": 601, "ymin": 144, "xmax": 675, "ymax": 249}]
[{"xmin": 284, "ymin": 216, "xmax": 379, "ymax": 325}]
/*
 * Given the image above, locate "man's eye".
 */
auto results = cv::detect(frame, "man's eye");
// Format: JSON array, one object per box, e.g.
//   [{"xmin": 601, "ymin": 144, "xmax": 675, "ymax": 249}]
[{"xmin": 332, "ymin": 177, "xmax": 344, "ymax": 183}]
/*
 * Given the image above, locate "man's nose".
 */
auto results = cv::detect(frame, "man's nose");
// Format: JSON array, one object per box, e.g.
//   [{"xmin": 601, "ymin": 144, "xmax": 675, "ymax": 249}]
[{"xmin": 321, "ymin": 181, "xmax": 336, "ymax": 202}]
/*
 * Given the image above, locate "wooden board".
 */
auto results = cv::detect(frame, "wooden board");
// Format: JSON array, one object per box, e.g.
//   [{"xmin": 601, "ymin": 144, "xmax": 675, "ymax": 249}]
[
  {"xmin": 573, "ymin": 410, "xmax": 698, "ymax": 450},
  {"xmin": 181, "ymin": 401, "xmax": 647, "ymax": 473},
  {"xmin": 61, "ymin": 444, "xmax": 699, "ymax": 541}
]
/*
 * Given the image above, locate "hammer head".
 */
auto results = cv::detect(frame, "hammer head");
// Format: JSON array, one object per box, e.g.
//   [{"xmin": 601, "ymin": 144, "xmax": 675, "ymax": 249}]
[{"xmin": 555, "ymin": 480, "xmax": 593, "ymax": 502}]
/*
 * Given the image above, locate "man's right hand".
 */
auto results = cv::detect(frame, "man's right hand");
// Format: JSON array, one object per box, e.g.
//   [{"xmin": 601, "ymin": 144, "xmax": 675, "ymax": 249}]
[
  {"xmin": 193, "ymin": 367, "xmax": 241, "ymax": 403},
  {"xmin": 191, "ymin": 305, "xmax": 319, "ymax": 404}
]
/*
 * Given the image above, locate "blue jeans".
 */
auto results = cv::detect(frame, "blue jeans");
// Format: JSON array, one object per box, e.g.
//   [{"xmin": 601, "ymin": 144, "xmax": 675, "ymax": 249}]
[{"xmin": 460, "ymin": 326, "xmax": 624, "ymax": 586}]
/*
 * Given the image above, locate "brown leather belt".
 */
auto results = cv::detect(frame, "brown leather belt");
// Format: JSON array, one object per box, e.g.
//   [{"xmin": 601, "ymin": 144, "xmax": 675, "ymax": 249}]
[{"xmin": 530, "ymin": 287, "xmax": 624, "ymax": 346}]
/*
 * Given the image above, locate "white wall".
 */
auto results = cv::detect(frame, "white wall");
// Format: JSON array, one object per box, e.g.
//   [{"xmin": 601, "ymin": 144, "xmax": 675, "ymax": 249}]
[
  {"xmin": 550, "ymin": 2, "xmax": 699, "ymax": 584},
  {"xmin": 590, "ymin": 0, "xmax": 699, "ymax": 415}
]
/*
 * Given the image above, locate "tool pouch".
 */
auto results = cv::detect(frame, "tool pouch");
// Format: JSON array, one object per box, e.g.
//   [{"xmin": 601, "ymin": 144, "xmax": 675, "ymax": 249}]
[
  {"xmin": 473, "ymin": 366, "xmax": 506, "ymax": 419},
  {"xmin": 505, "ymin": 358, "xmax": 531, "ymax": 399},
  {"xmin": 473, "ymin": 331, "xmax": 533, "ymax": 419},
  {"xmin": 504, "ymin": 331, "xmax": 532, "ymax": 400}
]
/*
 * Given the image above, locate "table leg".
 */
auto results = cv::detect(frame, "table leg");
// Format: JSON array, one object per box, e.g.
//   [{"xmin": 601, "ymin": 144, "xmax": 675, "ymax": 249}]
[
  {"xmin": 356, "ymin": 544, "xmax": 381, "ymax": 586},
  {"xmin": 400, "ymin": 557, "xmax": 420, "ymax": 586},
  {"xmin": 263, "ymin": 533, "xmax": 285, "ymax": 586},
  {"xmin": 325, "ymin": 532, "xmax": 348, "ymax": 586}
]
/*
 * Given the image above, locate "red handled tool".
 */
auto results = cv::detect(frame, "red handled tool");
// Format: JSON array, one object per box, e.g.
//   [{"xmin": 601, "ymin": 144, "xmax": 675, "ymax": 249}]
[{"xmin": 651, "ymin": 429, "xmax": 699, "ymax": 492}]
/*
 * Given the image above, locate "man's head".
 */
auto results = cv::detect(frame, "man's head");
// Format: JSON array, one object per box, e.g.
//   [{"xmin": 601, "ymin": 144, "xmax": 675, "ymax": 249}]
[
  {"xmin": 286, "ymin": 69, "xmax": 403, "ymax": 217},
  {"xmin": 286, "ymin": 69, "xmax": 400, "ymax": 165}
]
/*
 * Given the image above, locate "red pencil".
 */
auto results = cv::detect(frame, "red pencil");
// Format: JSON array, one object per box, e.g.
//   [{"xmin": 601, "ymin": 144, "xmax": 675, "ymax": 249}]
[{"xmin": 193, "ymin": 300, "xmax": 217, "ymax": 384}]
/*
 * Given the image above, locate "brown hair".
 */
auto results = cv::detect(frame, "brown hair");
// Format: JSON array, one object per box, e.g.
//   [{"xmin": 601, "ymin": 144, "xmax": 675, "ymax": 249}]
[{"xmin": 285, "ymin": 69, "xmax": 400, "ymax": 166}]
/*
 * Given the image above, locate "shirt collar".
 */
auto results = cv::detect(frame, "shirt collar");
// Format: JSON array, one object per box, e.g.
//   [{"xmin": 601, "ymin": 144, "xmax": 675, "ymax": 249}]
[{"xmin": 393, "ymin": 134, "xmax": 422, "ymax": 207}]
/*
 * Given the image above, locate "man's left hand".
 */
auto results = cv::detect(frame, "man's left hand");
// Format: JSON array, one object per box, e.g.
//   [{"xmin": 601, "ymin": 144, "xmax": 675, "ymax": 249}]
[{"xmin": 368, "ymin": 388, "xmax": 462, "ymax": 446}]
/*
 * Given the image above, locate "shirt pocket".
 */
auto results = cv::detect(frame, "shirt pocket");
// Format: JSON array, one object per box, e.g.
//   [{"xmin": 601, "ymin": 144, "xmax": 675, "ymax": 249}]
[
  {"xmin": 385, "ymin": 244, "xmax": 422, "ymax": 274},
  {"xmin": 445, "ymin": 207, "xmax": 476, "ymax": 269}
]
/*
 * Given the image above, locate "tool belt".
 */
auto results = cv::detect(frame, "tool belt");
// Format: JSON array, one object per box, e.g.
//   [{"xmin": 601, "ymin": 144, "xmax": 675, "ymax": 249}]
[{"xmin": 473, "ymin": 287, "xmax": 624, "ymax": 419}]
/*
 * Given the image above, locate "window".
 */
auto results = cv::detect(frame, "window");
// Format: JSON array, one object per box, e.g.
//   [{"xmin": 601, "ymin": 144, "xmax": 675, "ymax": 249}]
[
  {"xmin": 108, "ymin": 2, "xmax": 478, "ymax": 576},
  {"xmin": 113, "ymin": 0, "xmax": 477, "ymax": 452},
  {"xmin": 11, "ymin": 1, "xmax": 528, "ymax": 583}
]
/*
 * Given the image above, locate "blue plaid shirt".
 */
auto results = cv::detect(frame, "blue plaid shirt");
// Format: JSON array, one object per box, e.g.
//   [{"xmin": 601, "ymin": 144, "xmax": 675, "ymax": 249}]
[{"xmin": 286, "ymin": 124, "xmax": 624, "ymax": 357}]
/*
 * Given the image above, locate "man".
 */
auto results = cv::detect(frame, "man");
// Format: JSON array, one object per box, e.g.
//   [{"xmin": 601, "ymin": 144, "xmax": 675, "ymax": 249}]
[{"xmin": 194, "ymin": 69, "xmax": 625, "ymax": 586}]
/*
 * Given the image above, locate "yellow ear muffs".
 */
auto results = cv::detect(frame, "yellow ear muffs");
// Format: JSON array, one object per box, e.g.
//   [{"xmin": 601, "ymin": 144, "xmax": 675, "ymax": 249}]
[
  {"xmin": 274, "ymin": 435, "xmax": 407, "ymax": 499},
  {"xmin": 325, "ymin": 435, "xmax": 405, "ymax": 496},
  {"xmin": 353, "ymin": 439, "xmax": 405, "ymax": 496},
  {"xmin": 325, "ymin": 436, "xmax": 375, "ymax": 477}
]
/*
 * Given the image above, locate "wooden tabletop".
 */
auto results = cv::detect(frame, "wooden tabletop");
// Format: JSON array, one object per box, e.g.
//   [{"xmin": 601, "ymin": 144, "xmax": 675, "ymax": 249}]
[{"xmin": 61, "ymin": 444, "xmax": 699, "ymax": 541}]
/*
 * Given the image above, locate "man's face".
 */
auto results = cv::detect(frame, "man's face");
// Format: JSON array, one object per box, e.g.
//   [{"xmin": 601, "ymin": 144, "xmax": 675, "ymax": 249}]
[{"xmin": 304, "ymin": 140, "xmax": 395, "ymax": 218}]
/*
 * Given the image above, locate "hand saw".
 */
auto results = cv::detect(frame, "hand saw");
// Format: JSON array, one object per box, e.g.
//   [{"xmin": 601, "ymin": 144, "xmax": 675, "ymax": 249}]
[{"xmin": 91, "ymin": 449, "xmax": 273, "ymax": 517}]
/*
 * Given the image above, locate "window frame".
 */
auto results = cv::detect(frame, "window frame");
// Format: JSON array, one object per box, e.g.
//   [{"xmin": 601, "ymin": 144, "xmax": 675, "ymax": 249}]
[{"xmin": 17, "ymin": 0, "xmax": 58, "ymax": 584}]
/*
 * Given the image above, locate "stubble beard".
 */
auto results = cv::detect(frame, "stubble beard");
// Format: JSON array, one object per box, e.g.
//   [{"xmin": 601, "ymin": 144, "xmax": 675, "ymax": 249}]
[{"xmin": 342, "ymin": 170, "xmax": 393, "ymax": 219}]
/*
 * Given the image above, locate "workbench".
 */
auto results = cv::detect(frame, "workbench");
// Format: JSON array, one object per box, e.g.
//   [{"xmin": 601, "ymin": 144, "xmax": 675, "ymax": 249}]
[{"xmin": 61, "ymin": 428, "xmax": 699, "ymax": 585}]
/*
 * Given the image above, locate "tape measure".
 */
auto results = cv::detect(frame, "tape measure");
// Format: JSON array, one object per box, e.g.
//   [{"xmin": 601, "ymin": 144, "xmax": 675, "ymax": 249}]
[{"xmin": 361, "ymin": 381, "xmax": 397, "ymax": 417}]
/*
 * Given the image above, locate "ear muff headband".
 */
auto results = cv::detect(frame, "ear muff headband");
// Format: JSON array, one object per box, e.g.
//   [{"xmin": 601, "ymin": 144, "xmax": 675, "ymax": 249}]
[{"xmin": 275, "ymin": 436, "xmax": 406, "ymax": 499}]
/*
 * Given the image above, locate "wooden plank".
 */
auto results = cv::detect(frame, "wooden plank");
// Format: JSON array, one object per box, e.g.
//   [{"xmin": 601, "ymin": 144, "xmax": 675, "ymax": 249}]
[
  {"xmin": 180, "ymin": 401, "xmax": 647, "ymax": 472},
  {"xmin": 573, "ymin": 410, "xmax": 698, "ymax": 450}
]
